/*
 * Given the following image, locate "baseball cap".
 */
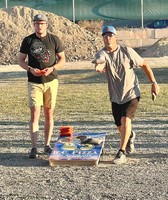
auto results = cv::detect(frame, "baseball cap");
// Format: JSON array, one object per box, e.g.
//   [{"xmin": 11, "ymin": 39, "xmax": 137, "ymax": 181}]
[
  {"xmin": 102, "ymin": 26, "xmax": 116, "ymax": 35},
  {"xmin": 33, "ymin": 14, "xmax": 48, "ymax": 22}
]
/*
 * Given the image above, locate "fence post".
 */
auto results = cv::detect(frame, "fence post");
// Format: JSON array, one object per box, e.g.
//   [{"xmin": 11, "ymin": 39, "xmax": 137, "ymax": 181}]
[
  {"xmin": 141, "ymin": 0, "xmax": 144, "ymax": 28},
  {"xmin": 72, "ymin": 0, "xmax": 75, "ymax": 23},
  {"xmin": 5, "ymin": 0, "xmax": 8, "ymax": 9}
]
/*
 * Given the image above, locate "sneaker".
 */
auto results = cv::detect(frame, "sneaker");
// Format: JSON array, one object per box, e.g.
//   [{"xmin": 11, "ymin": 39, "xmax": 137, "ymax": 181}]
[
  {"xmin": 29, "ymin": 147, "xmax": 38, "ymax": 158},
  {"xmin": 112, "ymin": 150, "xmax": 127, "ymax": 164},
  {"xmin": 44, "ymin": 145, "xmax": 52, "ymax": 154},
  {"xmin": 126, "ymin": 131, "xmax": 136, "ymax": 154}
]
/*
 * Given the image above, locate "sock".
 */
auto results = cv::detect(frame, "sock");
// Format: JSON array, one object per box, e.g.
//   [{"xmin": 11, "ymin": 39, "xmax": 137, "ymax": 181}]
[
  {"xmin": 130, "ymin": 131, "xmax": 133, "ymax": 138},
  {"xmin": 119, "ymin": 149, "xmax": 126, "ymax": 154}
]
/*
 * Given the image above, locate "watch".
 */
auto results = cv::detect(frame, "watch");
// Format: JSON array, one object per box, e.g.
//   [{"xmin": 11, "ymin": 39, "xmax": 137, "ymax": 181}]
[
  {"xmin": 151, "ymin": 81, "xmax": 157, "ymax": 85},
  {"xmin": 28, "ymin": 66, "xmax": 31, "ymax": 72}
]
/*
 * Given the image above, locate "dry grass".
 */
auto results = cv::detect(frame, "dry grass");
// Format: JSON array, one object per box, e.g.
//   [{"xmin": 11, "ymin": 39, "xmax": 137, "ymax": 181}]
[{"xmin": 0, "ymin": 66, "xmax": 167, "ymax": 122}]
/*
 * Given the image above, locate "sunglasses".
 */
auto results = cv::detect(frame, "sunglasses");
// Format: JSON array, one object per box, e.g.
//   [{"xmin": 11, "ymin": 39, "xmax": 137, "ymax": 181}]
[{"xmin": 103, "ymin": 33, "xmax": 115, "ymax": 38}]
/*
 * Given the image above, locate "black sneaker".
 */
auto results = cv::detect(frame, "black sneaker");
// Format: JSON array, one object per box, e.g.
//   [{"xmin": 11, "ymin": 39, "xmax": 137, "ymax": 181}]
[
  {"xmin": 29, "ymin": 147, "xmax": 38, "ymax": 158},
  {"xmin": 112, "ymin": 150, "xmax": 127, "ymax": 164},
  {"xmin": 126, "ymin": 131, "xmax": 136, "ymax": 154},
  {"xmin": 44, "ymin": 145, "xmax": 52, "ymax": 154}
]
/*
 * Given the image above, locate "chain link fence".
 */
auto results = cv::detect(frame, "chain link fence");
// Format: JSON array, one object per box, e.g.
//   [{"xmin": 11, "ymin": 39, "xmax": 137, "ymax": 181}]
[{"xmin": 0, "ymin": 0, "xmax": 168, "ymax": 28}]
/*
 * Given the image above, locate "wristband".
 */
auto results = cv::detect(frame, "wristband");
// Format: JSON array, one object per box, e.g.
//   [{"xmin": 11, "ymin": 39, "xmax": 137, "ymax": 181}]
[
  {"xmin": 151, "ymin": 81, "xmax": 157, "ymax": 85},
  {"xmin": 28, "ymin": 66, "xmax": 31, "ymax": 72}
]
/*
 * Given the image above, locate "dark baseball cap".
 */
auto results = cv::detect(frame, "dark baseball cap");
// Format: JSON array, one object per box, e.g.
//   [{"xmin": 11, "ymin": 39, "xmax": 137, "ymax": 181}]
[{"xmin": 33, "ymin": 14, "xmax": 48, "ymax": 22}]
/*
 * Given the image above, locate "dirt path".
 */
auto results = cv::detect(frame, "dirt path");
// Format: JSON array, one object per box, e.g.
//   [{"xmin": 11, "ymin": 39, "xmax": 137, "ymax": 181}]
[{"xmin": 0, "ymin": 115, "xmax": 167, "ymax": 200}]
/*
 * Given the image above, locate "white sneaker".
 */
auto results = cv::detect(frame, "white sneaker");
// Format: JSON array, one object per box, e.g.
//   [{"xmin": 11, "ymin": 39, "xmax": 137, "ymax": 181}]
[{"xmin": 112, "ymin": 150, "xmax": 127, "ymax": 164}]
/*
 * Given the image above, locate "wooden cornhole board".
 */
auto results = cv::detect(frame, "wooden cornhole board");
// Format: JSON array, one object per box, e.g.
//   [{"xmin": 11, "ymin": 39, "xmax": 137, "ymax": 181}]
[{"xmin": 48, "ymin": 132, "xmax": 106, "ymax": 166}]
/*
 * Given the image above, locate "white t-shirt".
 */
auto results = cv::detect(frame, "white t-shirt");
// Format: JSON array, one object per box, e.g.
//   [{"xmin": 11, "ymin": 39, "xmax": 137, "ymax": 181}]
[{"xmin": 95, "ymin": 45, "xmax": 144, "ymax": 104}]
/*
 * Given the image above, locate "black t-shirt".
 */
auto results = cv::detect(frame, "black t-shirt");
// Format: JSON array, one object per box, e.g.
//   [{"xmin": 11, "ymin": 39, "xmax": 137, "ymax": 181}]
[{"xmin": 20, "ymin": 32, "xmax": 64, "ymax": 83}]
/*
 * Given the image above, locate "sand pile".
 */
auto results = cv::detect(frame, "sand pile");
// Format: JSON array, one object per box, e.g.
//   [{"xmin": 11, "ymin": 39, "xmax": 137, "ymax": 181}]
[
  {"xmin": 0, "ymin": 6, "xmax": 168, "ymax": 65},
  {"xmin": 142, "ymin": 37, "xmax": 168, "ymax": 57},
  {"xmin": 0, "ymin": 6, "xmax": 103, "ymax": 65}
]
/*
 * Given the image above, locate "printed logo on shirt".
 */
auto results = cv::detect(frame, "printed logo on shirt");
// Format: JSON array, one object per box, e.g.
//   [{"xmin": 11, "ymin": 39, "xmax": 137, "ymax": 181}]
[{"xmin": 30, "ymin": 39, "xmax": 51, "ymax": 63}]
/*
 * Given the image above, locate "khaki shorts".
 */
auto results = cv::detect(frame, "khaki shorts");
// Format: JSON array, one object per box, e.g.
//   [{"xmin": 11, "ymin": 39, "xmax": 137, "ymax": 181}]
[{"xmin": 28, "ymin": 79, "xmax": 58, "ymax": 108}]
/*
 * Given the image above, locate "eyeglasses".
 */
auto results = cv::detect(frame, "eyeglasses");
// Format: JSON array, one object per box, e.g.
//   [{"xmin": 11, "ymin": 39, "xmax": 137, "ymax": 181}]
[
  {"xmin": 34, "ymin": 22, "xmax": 47, "ymax": 26},
  {"xmin": 103, "ymin": 33, "xmax": 115, "ymax": 38}
]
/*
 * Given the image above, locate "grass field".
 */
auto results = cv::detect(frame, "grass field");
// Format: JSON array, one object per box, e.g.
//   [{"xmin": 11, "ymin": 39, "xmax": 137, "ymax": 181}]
[{"xmin": 0, "ymin": 65, "xmax": 168, "ymax": 123}]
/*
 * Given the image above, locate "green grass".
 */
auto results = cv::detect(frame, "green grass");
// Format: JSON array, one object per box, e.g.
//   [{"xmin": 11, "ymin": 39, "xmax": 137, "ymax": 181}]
[{"xmin": 0, "ymin": 66, "xmax": 167, "ymax": 122}]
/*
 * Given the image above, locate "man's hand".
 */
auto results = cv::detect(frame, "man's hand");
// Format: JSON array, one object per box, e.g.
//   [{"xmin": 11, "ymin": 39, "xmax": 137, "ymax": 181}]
[
  {"xmin": 30, "ymin": 68, "xmax": 53, "ymax": 76},
  {"xmin": 95, "ymin": 63, "xmax": 106, "ymax": 73},
  {"xmin": 35, "ymin": 69, "xmax": 47, "ymax": 76},
  {"xmin": 42, "ymin": 67, "xmax": 54, "ymax": 76},
  {"xmin": 92, "ymin": 59, "xmax": 106, "ymax": 73},
  {"xmin": 151, "ymin": 83, "xmax": 160, "ymax": 101}
]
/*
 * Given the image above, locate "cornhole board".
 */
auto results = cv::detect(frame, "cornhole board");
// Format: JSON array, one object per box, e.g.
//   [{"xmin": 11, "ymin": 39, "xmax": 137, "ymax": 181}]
[{"xmin": 48, "ymin": 132, "xmax": 106, "ymax": 166}]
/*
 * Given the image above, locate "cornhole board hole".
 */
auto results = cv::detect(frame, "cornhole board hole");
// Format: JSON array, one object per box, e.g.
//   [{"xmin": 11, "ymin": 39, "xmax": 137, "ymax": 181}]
[{"xmin": 48, "ymin": 132, "xmax": 106, "ymax": 166}]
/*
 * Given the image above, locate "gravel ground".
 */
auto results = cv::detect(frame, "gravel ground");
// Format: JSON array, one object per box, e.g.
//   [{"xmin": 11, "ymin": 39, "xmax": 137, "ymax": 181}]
[{"xmin": 0, "ymin": 61, "xmax": 168, "ymax": 200}]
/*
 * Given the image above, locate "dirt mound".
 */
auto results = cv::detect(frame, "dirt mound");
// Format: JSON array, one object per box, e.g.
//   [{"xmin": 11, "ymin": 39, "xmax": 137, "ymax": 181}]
[
  {"xmin": 0, "ymin": 6, "xmax": 168, "ymax": 65},
  {"xmin": 142, "ymin": 37, "xmax": 168, "ymax": 57},
  {"xmin": 0, "ymin": 6, "xmax": 103, "ymax": 65}
]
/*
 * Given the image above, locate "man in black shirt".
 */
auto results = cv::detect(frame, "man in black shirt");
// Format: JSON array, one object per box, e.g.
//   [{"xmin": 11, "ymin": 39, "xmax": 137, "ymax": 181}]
[{"xmin": 18, "ymin": 14, "xmax": 66, "ymax": 158}]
